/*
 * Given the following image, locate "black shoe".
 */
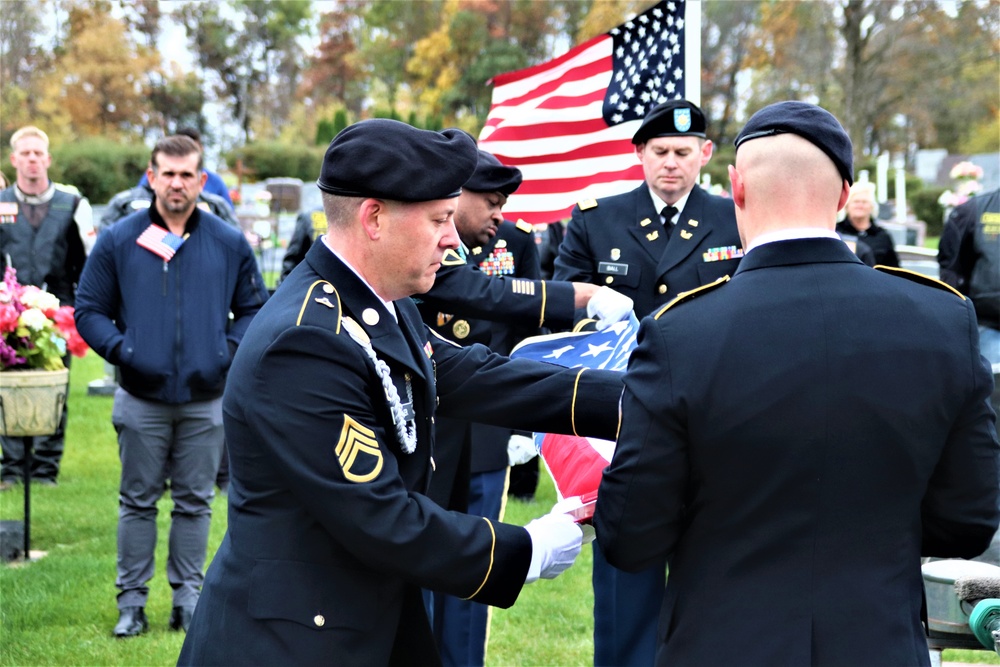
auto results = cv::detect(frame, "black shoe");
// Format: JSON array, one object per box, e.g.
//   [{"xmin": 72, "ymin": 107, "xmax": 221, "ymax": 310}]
[
  {"xmin": 169, "ymin": 606, "xmax": 194, "ymax": 632},
  {"xmin": 113, "ymin": 606, "xmax": 148, "ymax": 638}
]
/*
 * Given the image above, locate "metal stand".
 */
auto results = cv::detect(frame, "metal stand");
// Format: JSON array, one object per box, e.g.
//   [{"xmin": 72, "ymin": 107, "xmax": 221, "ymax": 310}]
[{"xmin": 23, "ymin": 436, "xmax": 31, "ymax": 558}]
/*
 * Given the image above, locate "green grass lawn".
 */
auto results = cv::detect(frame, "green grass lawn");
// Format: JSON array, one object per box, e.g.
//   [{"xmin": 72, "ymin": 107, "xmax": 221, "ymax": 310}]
[{"xmin": 1, "ymin": 351, "xmax": 997, "ymax": 666}]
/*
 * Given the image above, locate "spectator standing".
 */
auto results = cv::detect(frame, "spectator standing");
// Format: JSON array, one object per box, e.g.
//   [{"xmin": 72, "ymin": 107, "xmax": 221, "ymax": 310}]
[
  {"xmin": 74, "ymin": 135, "xmax": 269, "ymax": 637},
  {"xmin": 835, "ymin": 180, "xmax": 900, "ymax": 267},
  {"xmin": 177, "ymin": 120, "xmax": 626, "ymax": 666},
  {"xmin": 136, "ymin": 127, "xmax": 233, "ymax": 210},
  {"xmin": 553, "ymin": 99, "xmax": 743, "ymax": 667},
  {"xmin": 596, "ymin": 101, "xmax": 1000, "ymax": 667},
  {"xmin": 0, "ymin": 126, "xmax": 95, "ymax": 488},
  {"xmin": 939, "ymin": 187, "xmax": 1000, "ymax": 365}
]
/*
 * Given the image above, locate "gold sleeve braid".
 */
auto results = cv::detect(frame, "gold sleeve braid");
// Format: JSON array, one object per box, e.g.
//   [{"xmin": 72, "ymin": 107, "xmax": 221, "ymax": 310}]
[{"xmin": 462, "ymin": 518, "xmax": 497, "ymax": 600}]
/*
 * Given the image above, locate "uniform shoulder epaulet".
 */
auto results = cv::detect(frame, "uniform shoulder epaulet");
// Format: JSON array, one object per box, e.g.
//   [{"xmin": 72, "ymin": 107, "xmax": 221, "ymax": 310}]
[
  {"xmin": 295, "ymin": 280, "xmax": 343, "ymax": 331},
  {"xmin": 578, "ymin": 198, "xmax": 598, "ymax": 211},
  {"xmin": 441, "ymin": 248, "xmax": 466, "ymax": 266},
  {"xmin": 515, "ymin": 219, "xmax": 533, "ymax": 234},
  {"xmin": 654, "ymin": 276, "xmax": 730, "ymax": 320},
  {"xmin": 874, "ymin": 266, "xmax": 965, "ymax": 300}
]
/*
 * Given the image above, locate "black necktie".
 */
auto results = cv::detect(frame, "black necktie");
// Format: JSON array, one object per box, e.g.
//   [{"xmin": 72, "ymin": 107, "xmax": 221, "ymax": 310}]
[{"xmin": 660, "ymin": 205, "xmax": 678, "ymax": 239}]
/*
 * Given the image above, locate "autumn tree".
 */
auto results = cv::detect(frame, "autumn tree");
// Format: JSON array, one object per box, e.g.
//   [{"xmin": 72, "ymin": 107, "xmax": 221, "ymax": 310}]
[
  {"xmin": 301, "ymin": 5, "xmax": 366, "ymax": 116},
  {"xmin": 174, "ymin": 0, "xmax": 312, "ymax": 142},
  {"xmin": 701, "ymin": 0, "xmax": 761, "ymax": 144}
]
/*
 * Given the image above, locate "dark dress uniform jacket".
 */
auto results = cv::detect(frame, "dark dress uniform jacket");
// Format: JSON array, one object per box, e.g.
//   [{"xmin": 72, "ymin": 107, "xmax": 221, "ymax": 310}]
[
  {"xmin": 554, "ymin": 183, "xmax": 742, "ymax": 317},
  {"xmin": 178, "ymin": 241, "xmax": 623, "ymax": 667},
  {"xmin": 418, "ymin": 221, "xmax": 545, "ymax": 508},
  {"xmin": 596, "ymin": 238, "xmax": 1000, "ymax": 667}
]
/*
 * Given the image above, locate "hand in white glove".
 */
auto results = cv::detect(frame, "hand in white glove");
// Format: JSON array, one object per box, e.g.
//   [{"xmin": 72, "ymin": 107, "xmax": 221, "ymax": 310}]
[
  {"xmin": 523, "ymin": 512, "xmax": 583, "ymax": 583},
  {"xmin": 507, "ymin": 434, "xmax": 538, "ymax": 467},
  {"xmin": 586, "ymin": 286, "xmax": 634, "ymax": 331}
]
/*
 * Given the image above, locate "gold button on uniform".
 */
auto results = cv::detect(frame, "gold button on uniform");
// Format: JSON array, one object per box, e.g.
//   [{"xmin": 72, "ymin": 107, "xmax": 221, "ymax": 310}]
[
  {"xmin": 605, "ymin": 276, "xmax": 614, "ymax": 285},
  {"xmin": 314, "ymin": 614, "xmax": 325, "ymax": 627},
  {"xmin": 322, "ymin": 284, "xmax": 334, "ymax": 294},
  {"xmin": 658, "ymin": 284, "xmax": 667, "ymax": 294}
]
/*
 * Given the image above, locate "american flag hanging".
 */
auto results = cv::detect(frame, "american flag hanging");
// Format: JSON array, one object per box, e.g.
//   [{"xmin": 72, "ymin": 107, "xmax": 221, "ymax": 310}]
[
  {"xmin": 479, "ymin": 0, "xmax": 687, "ymax": 225},
  {"xmin": 136, "ymin": 223, "xmax": 185, "ymax": 261}
]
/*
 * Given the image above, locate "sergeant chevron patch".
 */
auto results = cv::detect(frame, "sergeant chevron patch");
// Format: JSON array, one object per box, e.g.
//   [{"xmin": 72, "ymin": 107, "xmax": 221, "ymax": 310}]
[{"xmin": 335, "ymin": 416, "xmax": 384, "ymax": 483}]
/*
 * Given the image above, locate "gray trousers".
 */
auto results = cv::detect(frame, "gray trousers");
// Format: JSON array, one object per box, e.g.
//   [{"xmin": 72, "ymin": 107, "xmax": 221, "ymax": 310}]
[{"xmin": 112, "ymin": 388, "xmax": 224, "ymax": 610}]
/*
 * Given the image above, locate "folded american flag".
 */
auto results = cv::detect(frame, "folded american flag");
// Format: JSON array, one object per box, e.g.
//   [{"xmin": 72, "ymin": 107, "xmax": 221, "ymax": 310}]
[
  {"xmin": 136, "ymin": 223, "xmax": 185, "ymax": 261},
  {"xmin": 510, "ymin": 315, "xmax": 639, "ymax": 499}
]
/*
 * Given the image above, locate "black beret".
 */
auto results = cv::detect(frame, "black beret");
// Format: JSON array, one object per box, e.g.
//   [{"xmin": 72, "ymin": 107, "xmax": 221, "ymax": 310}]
[
  {"xmin": 632, "ymin": 99, "xmax": 707, "ymax": 144},
  {"xmin": 316, "ymin": 119, "xmax": 479, "ymax": 201},
  {"xmin": 735, "ymin": 101, "xmax": 854, "ymax": 185},
  {"xmin": 462, "ymin": 150, "xmax": 522, "ymax": 196}
]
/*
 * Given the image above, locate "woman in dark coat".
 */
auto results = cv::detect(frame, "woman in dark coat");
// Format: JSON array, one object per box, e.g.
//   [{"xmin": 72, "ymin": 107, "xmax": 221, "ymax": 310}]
[{"xmin": 835, "ymin": 181, "xmax": 900, "ymax": 267}]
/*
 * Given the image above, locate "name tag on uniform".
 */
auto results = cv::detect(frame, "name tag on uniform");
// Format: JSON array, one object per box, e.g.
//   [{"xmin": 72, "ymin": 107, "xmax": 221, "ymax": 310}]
[{"xmin": 598, "ymin": 261, "xmax": 629, "ymax": 276}]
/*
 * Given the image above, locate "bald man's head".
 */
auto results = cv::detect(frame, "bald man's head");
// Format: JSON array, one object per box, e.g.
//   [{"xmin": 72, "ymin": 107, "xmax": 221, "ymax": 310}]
[{"xmin": 728, "ymin": 133, "xmax": 850, "ymax": 247}]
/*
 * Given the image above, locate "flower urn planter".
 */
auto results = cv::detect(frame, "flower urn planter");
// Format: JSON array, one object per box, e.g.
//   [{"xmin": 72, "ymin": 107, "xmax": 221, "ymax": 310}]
[{"xmin": 0, "ymin": 368, "xmax": 69, "ymax": 436}]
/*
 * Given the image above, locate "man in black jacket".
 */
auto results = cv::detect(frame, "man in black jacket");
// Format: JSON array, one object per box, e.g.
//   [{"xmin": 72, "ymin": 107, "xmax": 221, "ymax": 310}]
[
  {"xmin": 75, "ymin": 135, "xmax": 268, "ymax": 638},
  {"xmin": 0, "ymin": 126, "xmax": 94, "ymax": 488}
]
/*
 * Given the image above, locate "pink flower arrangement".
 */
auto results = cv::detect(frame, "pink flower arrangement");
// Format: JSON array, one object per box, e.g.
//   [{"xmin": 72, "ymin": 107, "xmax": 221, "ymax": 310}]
[
  {"xmin": 939, "ymin": 160, "xmax": 985, "ymax": 209},
  {"xmin": 949, "ymin": 161, "xmax": 984, "ymax": 181},
  {"xmin": 0, "ymin": 267, "xmax": 88, "ymax": 371}
]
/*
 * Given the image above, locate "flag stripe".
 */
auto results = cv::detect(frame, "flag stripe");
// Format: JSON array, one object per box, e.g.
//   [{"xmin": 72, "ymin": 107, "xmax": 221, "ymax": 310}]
[{"xmin": 479, "ymin": 0, "xmax": 686, "ymax": 224}]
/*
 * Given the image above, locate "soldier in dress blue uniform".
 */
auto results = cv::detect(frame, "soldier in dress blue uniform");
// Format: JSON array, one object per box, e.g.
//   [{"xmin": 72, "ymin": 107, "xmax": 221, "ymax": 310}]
[
  {"xmin": 595, "ymin": 101, "xmax": 999, "ymax": 667},
  {"xmin": 178, "ymin": 120, "xmax": 625, "ymax": 667},
  {"xmin": 415, "ymin": 150, "xmax": 631, "ymax": 667},
  {"xmin": 554, "ymin": 99, "xmax": 744, "ymax": 667}
]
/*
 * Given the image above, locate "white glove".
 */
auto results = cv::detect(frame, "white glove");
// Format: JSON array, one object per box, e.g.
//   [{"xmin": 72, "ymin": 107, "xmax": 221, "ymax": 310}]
[
  {"xmin": 507, "ymin": 434, "xmax": 537, "ymax": 467},
  {"xmin": 524, "ymin": 512, "xmax": 583, "ymax": 583},
  {"xmin": 586, "ymin": 286, "xmax": 634, "ymax": 331}
]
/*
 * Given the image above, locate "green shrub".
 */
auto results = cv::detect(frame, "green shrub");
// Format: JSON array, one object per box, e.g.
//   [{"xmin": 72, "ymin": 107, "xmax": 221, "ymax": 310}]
[
  {"xmin": 223, "ymin": 142, "xmax": 325, "ymax": 182},
  {"xmin": 911, "ymin": 186, "xmax": 947, "ymax": 236}
]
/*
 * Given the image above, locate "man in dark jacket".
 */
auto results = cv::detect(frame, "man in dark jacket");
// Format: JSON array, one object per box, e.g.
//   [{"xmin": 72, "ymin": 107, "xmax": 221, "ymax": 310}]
[
  {"xmin": 0, "ymin": 126, "xmax": 95, "ymax": 488},
  {"xmin": 177, "ymin": 120, "xmax": 625, "ymax": 667},
  {"xmin": 939, "ymin": 188, "xmax": 1000, "ymax": 365},
  {"xmin": 596, "ymin": 101, "xmax": 999, "ymax": 667},
  {"xmin": 75, "ymin": 135, "xmax": 268, "ymax": 638}
]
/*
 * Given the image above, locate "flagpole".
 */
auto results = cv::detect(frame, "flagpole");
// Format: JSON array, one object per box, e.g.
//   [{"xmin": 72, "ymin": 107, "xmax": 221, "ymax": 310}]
[{"xmin": 685, "ymin": 0, "xmax": 702, "ymax": 106}]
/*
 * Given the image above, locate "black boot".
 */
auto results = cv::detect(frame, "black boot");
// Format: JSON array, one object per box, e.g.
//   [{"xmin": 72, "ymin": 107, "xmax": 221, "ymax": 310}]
[
  {"xmin": 169, "ymin": 606, "xmax": 195, "ymax": 632},
  {"xmin": 113, "ymin": 606, "xmax": 148, "ymax": 638}
]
